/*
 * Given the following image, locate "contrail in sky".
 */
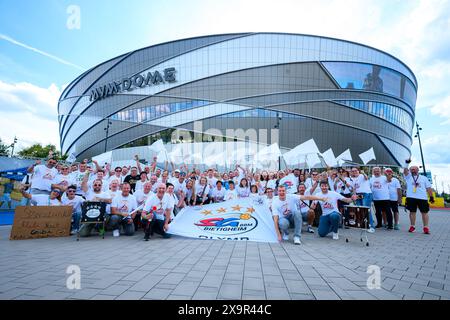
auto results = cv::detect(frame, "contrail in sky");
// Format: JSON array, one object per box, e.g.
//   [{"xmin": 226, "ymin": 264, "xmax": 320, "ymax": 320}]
[{"xmin": 0, "ymin": 33, "xmax": 85, "ymax": 71}]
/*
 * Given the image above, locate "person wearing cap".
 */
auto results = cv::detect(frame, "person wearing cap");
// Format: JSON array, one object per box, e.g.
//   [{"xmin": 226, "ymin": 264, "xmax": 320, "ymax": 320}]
[
  {"xmin": 20, "ymin": 187, "xmax": 62, "ymax": 206},
  {"xmin": 385, "ymin": 168, "xmax": 402, "ymax": 230},
  {"xmin": 169, "ymin": 169, "xmax": 181, "ymax": 185},
  {"xmin": 403, "ymin": 165, "xmax": 434, "ymax": 234},
  {"xmin": 171, "ymin": 171, "xmax": 187, "ymax": 195}
]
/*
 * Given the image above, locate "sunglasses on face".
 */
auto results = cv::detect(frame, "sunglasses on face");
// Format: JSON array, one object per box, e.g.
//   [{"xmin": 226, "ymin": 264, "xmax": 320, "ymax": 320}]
[
  {"xmin": 67, "ymin": 190, "xmax": 76, "ymax": 192},
  {"xmin": 93, "ymin": 184, "xmax": 102, "ymax": 187}
]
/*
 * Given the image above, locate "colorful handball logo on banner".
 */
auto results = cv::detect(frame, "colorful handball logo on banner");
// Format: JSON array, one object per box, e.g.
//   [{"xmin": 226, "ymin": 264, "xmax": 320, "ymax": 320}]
[
  {"xmin": 168, "ymin": 199, "xmax": 278, "ymax": 243},
  {"xmin": 194, "ymin": 205, "xmax": 258, "ymax": 236}
]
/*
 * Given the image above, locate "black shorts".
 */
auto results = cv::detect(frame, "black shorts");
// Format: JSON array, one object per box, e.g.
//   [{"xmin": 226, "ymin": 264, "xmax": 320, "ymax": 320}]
[
  {"xmin": 389, "ymin": 201, "xmax": 399, "ymax": 213},
  {"xmin": 405, "ymin": 197, "xmax": 429, "ymax": 213}
]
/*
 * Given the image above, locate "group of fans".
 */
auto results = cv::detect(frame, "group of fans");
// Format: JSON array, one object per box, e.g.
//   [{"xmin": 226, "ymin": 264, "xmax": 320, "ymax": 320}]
[{"xmin": 20, "ymin": 154, "xmax": 435, "ymax": 244}]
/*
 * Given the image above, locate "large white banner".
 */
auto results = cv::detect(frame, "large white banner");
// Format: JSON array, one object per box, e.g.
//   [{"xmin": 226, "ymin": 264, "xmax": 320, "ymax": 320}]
[{"xmin": 167, "ymin": 199, "xmax": 278, "ymax": 243}]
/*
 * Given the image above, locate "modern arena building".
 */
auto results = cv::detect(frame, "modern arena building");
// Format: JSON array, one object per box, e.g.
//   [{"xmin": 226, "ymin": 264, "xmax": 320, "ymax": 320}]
[{"xmin": 58, "ymin": 32, "xmax": 417, "ymax": 166}]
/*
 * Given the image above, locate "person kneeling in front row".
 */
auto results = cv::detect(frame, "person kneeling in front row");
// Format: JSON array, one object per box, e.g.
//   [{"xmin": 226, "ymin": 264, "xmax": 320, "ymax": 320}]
[
  {"xmin": 141, "ymin": 183, "xmax": 173, "ymax": 241},
  {"xmin": 315, "ymin": 180, "xmax": 358, "ymax": 240}
]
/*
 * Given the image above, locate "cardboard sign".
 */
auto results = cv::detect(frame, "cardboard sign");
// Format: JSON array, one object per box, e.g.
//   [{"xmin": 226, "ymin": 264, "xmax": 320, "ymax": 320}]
[{"xmin": 10, "ymin": 206, "xmax": 72, "ymax": 240}]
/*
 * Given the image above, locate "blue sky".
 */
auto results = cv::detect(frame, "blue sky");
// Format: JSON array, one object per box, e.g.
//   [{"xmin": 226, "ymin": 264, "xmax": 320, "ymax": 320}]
[{"xmin": 1, "ymin": 0, "xmax": 449, "ymax": 191}]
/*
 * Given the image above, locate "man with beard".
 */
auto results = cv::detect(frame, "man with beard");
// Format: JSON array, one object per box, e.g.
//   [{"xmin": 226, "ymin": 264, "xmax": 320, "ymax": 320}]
[{"xmin": 403, "ymin": 165, "xmax": 434, "ymax": 234}]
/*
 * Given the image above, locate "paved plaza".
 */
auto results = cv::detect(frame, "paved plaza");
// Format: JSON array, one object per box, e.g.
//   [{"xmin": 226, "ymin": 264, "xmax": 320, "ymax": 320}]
[{"xmin": 0, "ymin": 208, "xmax": 449, "ymax": 300}]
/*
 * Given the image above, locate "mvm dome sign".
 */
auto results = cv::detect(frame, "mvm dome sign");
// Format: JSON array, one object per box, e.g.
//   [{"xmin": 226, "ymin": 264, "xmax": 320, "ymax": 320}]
[{"xmin": 89, "ymin": 67, "xmax": 176, "ymax": 102}]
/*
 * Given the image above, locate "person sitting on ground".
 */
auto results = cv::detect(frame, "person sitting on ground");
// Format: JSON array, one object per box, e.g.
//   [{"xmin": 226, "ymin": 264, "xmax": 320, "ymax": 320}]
[
  {"xmin": 211, "ymin": 180, "xmax": 226, "ymax": 203},
  {"xmin": 110, "ymin": 182, "xmax": 137, "ymax": 237},
  {"xmin": 224, "ymin": 180, "xmax": 237, "ymax": 201}
]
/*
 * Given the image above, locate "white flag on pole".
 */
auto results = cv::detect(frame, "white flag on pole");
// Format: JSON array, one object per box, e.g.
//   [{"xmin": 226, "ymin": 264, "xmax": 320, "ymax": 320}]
[
  {"xmin": 359, "ymin": 147, "xmax": 376, "ymax": 165},
  {"xmin": 92, "ymin": 151, "xmax": 113, "ymax": 166},
  {"xmin": 148, "ymin": 139, "xmax": 165, "ymax": 153},
  {"xmin": 66, "ymin": 152, "xmax": 77, "ymax": 164},
  {"xmin": 321, "ymin": 148, "xmax": 337, "ymax": 167},
  {"xmin": 283, "ymin": 139, "xmax": 320, "ymax": 165},
  {"xmin": 306, "ymin": 153, "xmax": 321, "ymax": 168},
  {"xmin": 336, "ymin": 149, "xmax": 352, "ymax": 165}
]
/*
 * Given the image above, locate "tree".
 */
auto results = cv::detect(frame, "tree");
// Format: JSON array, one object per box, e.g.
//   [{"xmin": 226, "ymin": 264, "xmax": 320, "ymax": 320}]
[
  {"xmin": 18, "ymin": 143, "xmax": 67, "ymax": 160},
  {"xmin": 0, "ymin": 138, "xmax": 10, "ymax": 156}
]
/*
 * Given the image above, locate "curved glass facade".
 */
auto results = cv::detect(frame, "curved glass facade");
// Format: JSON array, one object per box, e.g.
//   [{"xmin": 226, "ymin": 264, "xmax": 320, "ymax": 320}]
[
  {"xmin": 323, "ymin": 61, "xmax": 417, "ymax": 108},
  {"xmin": 59, "ymin": 32, "xmax": 417, "ymax": 166}
]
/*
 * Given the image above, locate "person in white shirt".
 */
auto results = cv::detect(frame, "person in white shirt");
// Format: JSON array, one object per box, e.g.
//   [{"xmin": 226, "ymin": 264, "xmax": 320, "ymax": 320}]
[
  {"xmin": 195, "ymin": 176, "xmax": 211, "ymax": 205},
  {"xmin": 51, "ymin": 165, "xmax": 76, "ymax": 193},
  {"xmin": 271, "ymin": 185, "xmax": 325, "ymax": 245},
  {"xmin": 263, "ymin": 187, "xmax": 275, "ymax": 211},
  {"xmin": 315, "ymin": 181, "xmax": 358, "ymax": 240},
  {"xmin": 79, "ymin": 174, "xmax": 112, "ymax": 237},
  {"xmin": 71, "ymin": 162, "xmax": 89, "ymax": 195},
  {"xmin": 183, "ymin": 179, "xmax": 196, "ymax": 206},
  {"xmin": 165, "ymin": 183, "xmax": 184, "ymax": 219},
  {"xmin": 370, "ymin": 167, "xmax": 393, "ymax": 229},
  {"xmin": 20, "ymin": 187, "xmax": 62, "ymax": 206},
  {"xmin": 236, "ymin": 178, "xmax": 250, "ymax": 198},
  {"xmin": 224, "ymin": 181, "xmax": 238, "ymax": 201},
  {"xmin": 295, "ymin": 183, "xmax": 316, "ymax": 234},
  {"xmin": 171, "ymin": 172, "xmax": 187, "ymax": 195},
  {"xmin": 27, "ymin": 158, "xmax": 58, "ymax": 195},
  {"xmin": 61, "ymin": 185, "xmax": 85, "ymax": 233},
  {"xmin": 135, "ymin": 171, "xmax": 148, "ymax": 192},
  {"xmin": 349, "ymin": 167, "xmax": 375, "ymax": 230},
  {"xmin": 141, "ymin": 183, "xmax": 173, "ymax": 240},
  {"xmin": 403, "ymin": 165, "xmax": 434, "ymax": 234},
  {"xmin": 109, "ymin": 167, "xmax": 124, "ymax": 185},
  {"xmin": 385, "ymin": 168, "xmax": 402, "ymax": 230},
  {"xmin": 110, "ymin": 182, "xmax": 137, "ymax": 237},
  {"xmin": 278, "ymin": 172, "xmax": 299, "ymax": 194},
  {"xmin": 211, "ymin": 180, "xmax": 227, "ymax": 203}
]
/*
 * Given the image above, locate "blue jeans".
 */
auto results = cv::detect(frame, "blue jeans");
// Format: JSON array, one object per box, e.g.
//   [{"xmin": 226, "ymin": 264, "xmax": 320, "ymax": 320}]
[
  {"xmin": 278, "ymin": 210, "xmax": 303, "ymax": 238},
  {"xmin": 318, "ymin": 212, "xmax": 341, "ymax": 237},
  {"xmin": 356, "ymin": 192, "xmax": 374, "ymax": 228},
  {"xmin": 72, "ymin": 211, "xmax": 81, "ymax": 231}
]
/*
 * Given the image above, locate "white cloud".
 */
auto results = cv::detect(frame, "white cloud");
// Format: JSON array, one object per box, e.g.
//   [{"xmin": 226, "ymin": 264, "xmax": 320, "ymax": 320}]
[{"xmin": 0, "ymin": 80, "xmax": 61, "ymax": 151}]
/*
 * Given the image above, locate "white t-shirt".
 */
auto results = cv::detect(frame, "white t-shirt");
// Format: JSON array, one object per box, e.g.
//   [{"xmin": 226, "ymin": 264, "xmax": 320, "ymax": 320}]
[
  {"xmin": 71, "ymin": 171, "xmax": 88, "ymax": 193},
  {"xmin": 335, "ymin": 177, "xmax": 351, "ymax": 194},
  {"xmin": 171, "ymin": 179, "xmax": 186, "ymax": 194},
  {"xmin": 370, "ymin": 175, "xmax": 390, "ymax": 201},
  {"xmin": 30, "ymin": 194, "xmax": 61, "ymax": 206},
  {"xmin": 53, "ymin": 174, "xmax": 76, "ymax": 189},
  {"xmin": 85, "ymin": 191, "xmax": 111, "ymax": 202},
  {"xmin": 111, "ymin": 194, "xmax": 138, "ymax": 215},
  {"xmin": 266, "ymin": 179, "xmax": 277, "ymax": 191},
  {"xmin": 207, "ymin": 177, "xmax": 218, "ymax": 191},
  {"xmin": 143, "ymin": 193, "xmax": 172, "ymax": 220},
  {"xmin": 196, "ymin": 183, "xmax": 210, "ymax": 199},
  {"xmin": 388, "ymin": 177, "xmax": 401, "ymax": 201},
  {"xmin": 31, "ymin": 165, "xmax": 58, "ymax": 191},
  {"xmin": 404, "ymin": 173, "xmax": 430, "ymax": 200},
  {"xmin": 350, "ymin": 174, "xmax": 372, "ymax": 194},
  {"xmin": 135, "ymin": 180, "xmax": 148, "ymax": 192},
  {"xmin": 315, "ymin": 191, "xmax": 344, "ymax": 216},
  {"xmin": 278, "ymin": 174, "xmax": 299, "ymax": 194},
  {"xmin": 236, "ymin": 186, "xmax": 250, "ymax": 198},
  {"xmin": 134, "ymin": 189, "xmax": 154, "ymax": 206},
  {"xmin": 271, "ymin": 194, "xmax": 300, "ymax": 218},
  {"xmin": 108, "ymin": 174, "xmax": 123, "ymax": 185},
  {"xmin": 225, "ymin": 189, "xmax": 238, "ymax": 201},
  {"xmin": 61, "ymin": 195, "xmax": 84, "ymax": 213},
  {"xmin": 211, "ymin": 187, "xmax": 226, "ymax": 202}
]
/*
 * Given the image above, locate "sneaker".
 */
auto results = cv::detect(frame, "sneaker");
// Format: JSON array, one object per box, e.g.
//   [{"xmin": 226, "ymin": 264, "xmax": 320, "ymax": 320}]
[
  {"xmin": 408, "ymin": 226, "xmax": 416, "ymax": 233},
  {"xmin": 307, "ymin": 226, "xmax": 315, "ymax": 234},
  {"xmin": 423, "ymin": 227, "xmax": 430, "ymax": 234},
  {"xmin": 367, "ymin": 227, "xmax": 375, "ymax": 233},
  {"xmin": 282, "ymin": 233, "xmax": 289, "ymax": 241},
  {"xmin": 394, "ymin": 224, "xmax": 399, "ymax": 230},
  {"xmin": 293, "ymin": 236, "xmax": 301, "ymax": 245},
  {"xmin": 143, "ymin": 237, "xmax": 149, "ymax": 241},
  {"xmin": 332, "ymin": 232, "xmax": 339, "ymax": 240},
  {"xmin": 113, "ymin": 229, "xmax": 120, "ymax": 237}
]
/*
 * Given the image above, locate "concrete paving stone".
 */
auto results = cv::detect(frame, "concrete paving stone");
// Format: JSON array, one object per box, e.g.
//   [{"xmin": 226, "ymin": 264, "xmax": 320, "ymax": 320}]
[
  {"xmin": 69, "ymin": 288, "xmax": 102, "ymax": 300},
  {"xmin": 265, "ymin": 286, "xmax": 291, "ymax": 300},
  {"xmin": 285, "ymin": 280, "xmax": 312, "ymax": 294},
  {"xmin": 218, "ymin": 284, "xmax": 242, "ymax": 299},
  {"xmin": 171, "ymin": 281, "xmax": 199, "ymax": 296},
  {"xmin": 422, "ymin": 293, "xmax": 441, "ymax": 300},
  {"xmin": 428, "ymin": 281, "xmax": 444, "ymax": 290},
  {"xmin": 100, "ymin": 284, "xmax": 130, "ymax": 296},
  {"xmin": 144, "ymin": 288, "xmax": 173, "ymax": 299},
  {"xmin": 91, "ymin": 294, "xmax": 117, "ymax": 300},
  {"xmin": 192, "ymin": 291, "xmax": 219, "ymax": 300},
  {"xmin": 115, "ymin": 290, "xmax": 147, "ymax": 300},
  {"xmin": 200, "ymin": 275, "xmax": 223, "ymax": 289},
  {"xmin": 243, "ymin": 277, "xmax": 265, "ymax": 291},
  {"xmin": 311, "ymin": 290, "xmax": 341, "ymax": 300},
  {"xmin": 159, "ymin": 272, "xmax": 186, "ymax": 285},
  {"xmin": 128, "ymin": 275, "xmax": 164, "ymax": 292}
]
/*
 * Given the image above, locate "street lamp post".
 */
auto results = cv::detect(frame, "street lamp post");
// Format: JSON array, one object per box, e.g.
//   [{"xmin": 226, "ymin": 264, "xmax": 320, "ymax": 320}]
[
  {"xmin": 274, "ymin": 112, "xmax": 281, "ymax": 170},
  {"xmin": 414, "ymin": 122, "xmax": 427, "ymax": 176},
  {"xmin": 104, "ymin": 118, "xmax": 113, "ymax": 153}
]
